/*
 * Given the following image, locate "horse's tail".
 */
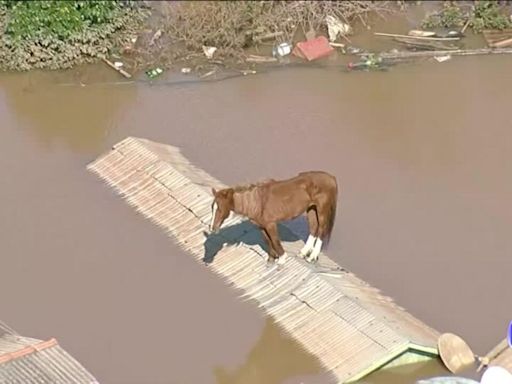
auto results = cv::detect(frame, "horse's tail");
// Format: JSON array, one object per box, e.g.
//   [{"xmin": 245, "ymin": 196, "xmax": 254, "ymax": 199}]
[{"xmin": 323, "ymin": 175, "xmax": 338, "ymax": 248}]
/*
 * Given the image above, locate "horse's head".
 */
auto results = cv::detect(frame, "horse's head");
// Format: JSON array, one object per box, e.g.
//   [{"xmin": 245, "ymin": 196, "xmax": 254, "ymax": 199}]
[{"xmin": 210, "ymin": 187, "xmax": 234, "ymax": 233}]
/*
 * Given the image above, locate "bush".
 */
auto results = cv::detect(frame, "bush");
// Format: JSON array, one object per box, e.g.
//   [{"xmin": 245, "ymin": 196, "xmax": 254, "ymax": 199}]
[
  {"xmin": 421, "ymin": 1, "xmax": 511, "ymax": 33},
  {"xmin": 470, "ymin": 0, "xmax": 511, "ymax": 33},
  {"xmin": 0, "ymin": 0, "xmax": 147, "ymax": 71}
]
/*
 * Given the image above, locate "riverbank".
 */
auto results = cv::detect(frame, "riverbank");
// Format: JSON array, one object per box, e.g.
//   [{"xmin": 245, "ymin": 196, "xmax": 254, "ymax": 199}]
[{"xmin": 2, "ymin": 1, "xmax": 512, "ymax": 81}]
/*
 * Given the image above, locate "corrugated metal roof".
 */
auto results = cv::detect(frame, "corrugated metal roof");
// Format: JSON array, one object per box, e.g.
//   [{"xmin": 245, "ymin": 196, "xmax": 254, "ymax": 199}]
[
  {"xmin": 0, "ymin": 333, "xmax": 98, "ymax": 384},
  {"xmin": 88, "ymin": 136, "xmax": 441, "ymax": 383}
]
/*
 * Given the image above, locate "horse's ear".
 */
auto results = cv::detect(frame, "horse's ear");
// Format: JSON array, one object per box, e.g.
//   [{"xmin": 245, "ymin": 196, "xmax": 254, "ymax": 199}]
[{"xmin": 211, "ymin": 187, "xmax": 217, "ymax": 196}]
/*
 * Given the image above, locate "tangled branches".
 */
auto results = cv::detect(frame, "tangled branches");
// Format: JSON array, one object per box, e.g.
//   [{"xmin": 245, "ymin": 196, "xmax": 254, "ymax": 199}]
[{"xmin": 163, "ymin": 1, "xmax": 396, "ymax": 60}]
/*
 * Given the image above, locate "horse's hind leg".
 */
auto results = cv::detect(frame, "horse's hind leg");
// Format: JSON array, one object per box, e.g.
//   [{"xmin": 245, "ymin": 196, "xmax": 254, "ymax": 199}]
[
  {"xmin": 265, "ymin": 223, "xmax": 288, "ymax": 265},
  {"xmin": 306, "ymin": 199, "xmax": 327, "ymax": 263},
  {"xmin": 299, "ymin": 207, "xmax": 319, "ymax": 258}
]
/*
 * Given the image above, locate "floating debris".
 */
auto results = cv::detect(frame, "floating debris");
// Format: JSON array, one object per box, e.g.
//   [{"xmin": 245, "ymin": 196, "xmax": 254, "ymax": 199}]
[
  {"xmin": 272, "ymin": 42, "xmax": 292, "ymax": 58},
  {"xmin": 408, "ymin": 29, "xmax": 436, "ymax": 37},
  {"xmin": 394, "ymin": 36, "xmax": 459, "ymax": 51},
  {"xmin": 438, "ymin": 333, "xmax": 476, "ymax": 374},
  {"xmin": 102, "ymin": 58, "xmax": 132, "ymax": 79},
  {"xmin": 347, "ymin": 54, "xmax": 386, "ymax": 71},
  {"xmin": 434, "ymin": 55, "xmax": 452, "ymax": 62},
  {"xmin": 202, "ymin": 46, "xmax": 217, "ymax": 59},
  {"xmin": 375, "ymin": 32, "xmax": 461, "ymax": 41},
  {"xmin": 326, "ymin": 15, "xmax": 352, "ymax": 41},
  {"xmin": 200, "ymin": 68, "xmax": 217, "ymax": 79},
  {"xmin": 246, "ymin": 55, "xmax": 278, "ymax": 63},
  {"xmin": 240, "ymin": 69, "xmax": 257, "ymax": 76},
  {"xmin": 149, "ymin": 29, "xmax": 162, "ymax": 46},
  {"xmin": 293, "ymin": 36, "xmax": 334, "ymax": 61},
  {"xmin": 145, "ymin": 67, "xmax": 164, "ymax": 79},
  {"xmin": 344, "ymin": 45, "xmax": 364, "ymax": 55},
  {"xmin": 253, "ymin": 31, "xmax": 284, "ymax": 43}
]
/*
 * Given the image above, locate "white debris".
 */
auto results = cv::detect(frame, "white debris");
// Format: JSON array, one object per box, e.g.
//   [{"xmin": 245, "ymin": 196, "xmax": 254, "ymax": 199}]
[
  {"xmin": 202, "ymin": 46, "xmax": 217, "ymax": 59},
  {"xmin": 434, "ymin": 55, "xmax": 452, "ymax": 63},
  {"xmin": 325, "ymin": 15, "xmax": 352, "ymax": 42}
]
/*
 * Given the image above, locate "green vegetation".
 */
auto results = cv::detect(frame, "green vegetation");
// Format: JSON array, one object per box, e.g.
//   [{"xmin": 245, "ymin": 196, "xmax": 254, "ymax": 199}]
[
  {"xmin": 470, "ymin": 0, "xmax": 511, "ymax": 33},
  {"xmin": 422, "ymin": 3, "xmax": 467, "ymax": 29},
  {"xmin": 422, "ymin": 1, "xmax": 511, "ymax": 33},
  {"xmin": 0, "ymin": 0, "xmax": 148, "ymax": 71}
]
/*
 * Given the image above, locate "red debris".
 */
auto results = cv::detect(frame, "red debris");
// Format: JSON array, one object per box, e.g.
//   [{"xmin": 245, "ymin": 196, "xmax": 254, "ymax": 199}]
[{"xmin": 292, "ymin": 36, "xmax": 334, "ymax": 61}]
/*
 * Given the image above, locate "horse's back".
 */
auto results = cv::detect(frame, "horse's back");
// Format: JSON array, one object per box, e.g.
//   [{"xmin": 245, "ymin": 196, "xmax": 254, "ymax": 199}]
[{"xmin": 297, "ymin": 171, "xmax": 337, "ymax": 189}]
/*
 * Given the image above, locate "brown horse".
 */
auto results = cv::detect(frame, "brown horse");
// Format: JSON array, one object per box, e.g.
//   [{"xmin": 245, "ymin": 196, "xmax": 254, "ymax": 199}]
[{"xmin": 209, "ymin": 171, "xmax": 338, "ymax": 265}]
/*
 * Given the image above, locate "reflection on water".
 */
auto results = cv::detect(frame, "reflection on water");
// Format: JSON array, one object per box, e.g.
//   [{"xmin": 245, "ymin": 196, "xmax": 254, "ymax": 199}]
[
  {"xmin": 214, "ymin": 318, "xmax": 327, "ymax": 384},
  {"xmin": 0, "ymin": 69, "xmax": 137, "ymax": 153},
  {"xmin": 361, "ymin": 359, "xmax": 450, "ymax": 384}
]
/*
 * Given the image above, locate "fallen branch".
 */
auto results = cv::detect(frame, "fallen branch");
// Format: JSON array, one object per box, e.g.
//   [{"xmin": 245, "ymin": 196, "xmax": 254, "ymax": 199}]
[
  {"xmin": 393, "ymin": 37, "xmax": 458, "ymax": 50},
  {"xmin": 491, "ymin": 37, "xmax": 512, "ymax": 48},
  {"xmin": 375, "ymin": 32, "xmax": 461, "ymax": 41},
  {"xmin": 373, "ymin": 47, "xmax": 512, "ymax": 60},
  {"xmin": 253, "ymin": 31, "xmax": 284, "ymax": 43},
  {"xmin": 245, "ymin": 54, "xmax": 278, "ymax": 63},
  {"xmin": 102, "ymin": 58, "xmax": 132, "ymax": 78}
]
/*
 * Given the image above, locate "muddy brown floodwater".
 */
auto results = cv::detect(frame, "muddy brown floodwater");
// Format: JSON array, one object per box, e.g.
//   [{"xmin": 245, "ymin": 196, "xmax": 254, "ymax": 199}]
[{"xmin": 1, "ymin": 16, "xmax": 512, "ymax": 384}]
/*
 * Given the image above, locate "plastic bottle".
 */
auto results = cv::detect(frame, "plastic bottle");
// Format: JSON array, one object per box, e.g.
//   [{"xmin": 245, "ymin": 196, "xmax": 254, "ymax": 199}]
[{"xmin": 145, "ymin": 67, "xmax": 163, "ymax": 79}]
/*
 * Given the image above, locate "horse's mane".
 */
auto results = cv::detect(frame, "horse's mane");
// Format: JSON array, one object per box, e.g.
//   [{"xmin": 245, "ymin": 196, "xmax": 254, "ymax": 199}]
[
  {"xmin": 231, "ymin": 178, "xmax": 275, "ymax": 193},
  {"xmin": 230, "ymin": 178, "xmax": 276, "ymax": 217}
]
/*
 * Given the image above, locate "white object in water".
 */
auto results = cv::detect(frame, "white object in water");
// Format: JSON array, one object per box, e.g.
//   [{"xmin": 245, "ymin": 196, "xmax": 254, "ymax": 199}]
[
  {"xmin": 326, "ymin": 15, "xmax": 352, "ymax": 41},
  {"xmin": 434, "ymin": 55, "xmax": 452, "ymax": 63},
  {"xmin": 202, "ymin": 46, "xmax": 217, "ymax": 59},
  {"xmin": 273, "ymin": 42, "xmax": 292, "ymax": 57},
  {"xmin": 417, "ymin": 377, "xmax": 478, "ymax": 384},
  {"xmin": 480, "ymin": 366, "xmax": 512, "ymax": 384}
]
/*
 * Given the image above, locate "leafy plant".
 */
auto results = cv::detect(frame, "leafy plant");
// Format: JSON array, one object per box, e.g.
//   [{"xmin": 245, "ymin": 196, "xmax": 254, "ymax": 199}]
[
  {"xmin": 421, "ymin": 3, "xmax": 467, "ymax": 29},
  {"xmin": 2, "ymin": 1, "xmax": 126, "ymax": 40},
  {"xmin": 470, "ymin": 1, "xmax": 511, "ymax": 33},
  {"xmin": 421, "ymin": 1, "xmax": 511, "ymax": 33},
  {"xmin": 0, "ymin": 0, "xmax": 149, "ymax": 71}
]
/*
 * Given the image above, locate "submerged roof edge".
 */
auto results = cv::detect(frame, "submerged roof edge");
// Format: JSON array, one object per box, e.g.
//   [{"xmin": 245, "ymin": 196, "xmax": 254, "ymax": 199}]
[
  {"xmin": 345, "ymin": 344, "xmax": 410, "ymax": 383},
  {"xmin": 344, "ymin": 342, "xmax": 438, "ymax": 383}
]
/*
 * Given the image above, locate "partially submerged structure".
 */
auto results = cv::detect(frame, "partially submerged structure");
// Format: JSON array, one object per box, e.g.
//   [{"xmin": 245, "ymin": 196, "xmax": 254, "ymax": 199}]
[
  {"xmin": 0, "ymin": 326, "xmax": 98, "ymax": 384},
  {"xmin": 482, "ymin": 338, "xmax": 512, "ymax": 373},
  {"xmin": 88, "ymin": 137, "xmax": 442, "ymax": 382}
]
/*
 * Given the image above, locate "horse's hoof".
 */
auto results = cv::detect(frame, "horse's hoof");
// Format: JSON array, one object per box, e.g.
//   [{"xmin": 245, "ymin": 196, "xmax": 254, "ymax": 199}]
[
  {"xmin": 306, "ymin": 256, "xmax": 318, "ymax": 264},
  {"xmin": 277, "ymin": 253, "xmax": 288, "ymax": 266}
]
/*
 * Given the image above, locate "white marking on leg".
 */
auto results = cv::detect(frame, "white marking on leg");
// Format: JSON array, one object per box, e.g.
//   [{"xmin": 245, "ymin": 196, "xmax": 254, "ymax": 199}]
[
  {"xmin": 210, "ymin": 202, "xmax": 218, "ymax": 231},
  {"xmin": 277, "ymin": 252, "xmax": 288, "ymax": 265},
  {"xmin": 299, "ymin": 235, "xmax": 317, "ymax": 258},
  {"xmin": 307, "ymin": 239, "xmax": 323, "ymax": 263}
]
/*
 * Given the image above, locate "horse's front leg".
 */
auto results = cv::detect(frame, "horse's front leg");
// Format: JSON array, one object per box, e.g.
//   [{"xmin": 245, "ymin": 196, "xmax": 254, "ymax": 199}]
[
  {"xmin": 260, "ymin": 227, "xmax": 277, "ymax": 263},
  {"xmin": 265, "ymin": 222, "xmax": 288, "ymax": 265}
]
